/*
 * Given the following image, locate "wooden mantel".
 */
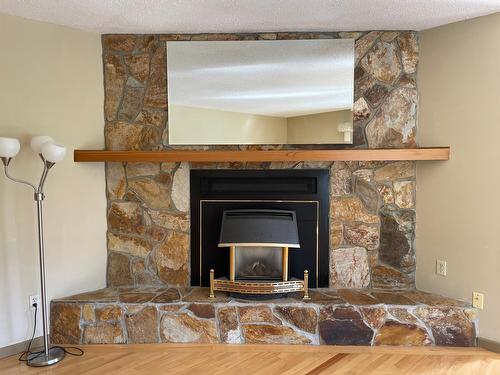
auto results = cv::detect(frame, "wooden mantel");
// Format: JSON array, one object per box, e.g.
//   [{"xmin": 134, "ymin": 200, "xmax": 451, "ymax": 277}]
[{"xmin": 73, "ymin": 147, "xmax": 450, "ymax": 163}]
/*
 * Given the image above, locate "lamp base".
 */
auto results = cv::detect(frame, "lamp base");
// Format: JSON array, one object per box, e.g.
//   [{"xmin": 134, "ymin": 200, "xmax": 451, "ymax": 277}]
[{"xmin": 27, "ymin": 347, "xmax": 65, "ymax": 367}]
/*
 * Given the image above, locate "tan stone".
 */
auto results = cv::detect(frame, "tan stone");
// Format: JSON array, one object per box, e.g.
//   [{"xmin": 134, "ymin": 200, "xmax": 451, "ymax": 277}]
[
  {"xmin": 83, "ymin": 322, "xmax": 125, "ymax": 344},
  {"xmin": 124, "ymin": 54, "xmax": 150, "ymax": 83},
  {"xmin": 375, "ymin": 320, "xmax": 431, "ymax": 346},
  {"xmin": 353, "ymin": 97, "xmax": 371, "ymax": 121},
  {"xmin": 105, "ymin": 121, "xmax": 162, "ymax": 151},
  {"xmin": 106, "ymin": 162, "xmax": 126, "ymax": 199},
  {"xmin": 50, "ymin": 304, "xmax": 82, "ymax": 344},
  {"xmin": 397, "ymin": 32, "xmax": 418, "ymax": 74},
  {"xmin": 95, "ymin": 305, "xmax": 122, "ymax": 321},
  {"xmin": 355, "ymin": 31, "xmax": 382, "ymax": 63},
  {"xmin": 330, "ymin": 247, "xmax": 370, "ymax": 288},
  {"xmin": 135, "ymin": 109, "xmax": 167, "ymax": 128},
  {"xmin": 152, "ymin": 288, "xmax": 182, "ymax": 303},
  {"xmin": 274, "ymin": 306, "xmax": 318, "ymax": 334},
  {"xmin": 107, "ymin": 232, "xmax": 152, "ymax": 257},
  {"xmin": 365, "ymin": 88, "xmax": 417, "ymax": 148},
  {"xmin": 330, "ymin": 196, "xmax": 379, "ymax": 224},
  {"xmin": 154, "ymin": 231, "xmax": 189, "ymax": 286},
  {"xmin": 129, "ymin": 178, "xmax": 172, "ymax": 210},
  {"xmin": 172, "ymin": 163, "xmax": 190, "ymax": 212},
  {"xmin": 337, "ymin": 289, "xmax": 379, "ymax": 305},
  {"xmin": 388, "ymin": 308, "xmax": 419, "ymax": 324},
  {"xmin": 330, "ymin": 222, "xmax": 343, "ymax": 248},
  {"xmin": 144, "ymin": 45, "xmax": 167, "ymax": 109},
  {"xmin": 125, "ymin": 306, "xmax": 159, "ymax": 343},
  {"xmin": 104, "ymin": 54, "xmax": 126, "ymax": 120},
  {"xmin": 103, "ymin": 35, "xmax": 135, "ymax": 52},
  {"xmin": 361, "ymin": 41, "xmax": 402, "ymax": 84},
  {"xmin": 394, "ymin": 180, "xmax": 415, "ymax": 209},
  {"xmin": 243, "ymin": 324, "xmax": 311, "ymax": 344},
  {"xmin": 131, "ymin": 258, "xmax": 146, "ymax": 273},
  {"xmin": 360, "ymin": 307, "xmax": 387, "ymax": 329},
  {"xmin": 107, "ymin": 252, "xmax": 133, "ymax": 286},
  {"xmin": 330, "ymin": 162, "xmax": 352, "ymax": 196},
  {"xmin": 343, "ymin": 223, "xmax": 379, "ymax": 251},
  {"xmin": 217, "ymin": 307, "xmax": 243, "ymax": 344},
  {"xmin": 377, "ymin": 183, "xmax": 395, "ymax": 205},
  {"xmin": 238, "ymin": 306, "xmax": 280, "ymax": 324},
  {"xmin": 107, "ymin": 201, "xmax": 144, "ymax": 234},
  {"xmin": 374, "ymin": 161, "xmax": 415, "ymax": 181},
  {"xmin": 380, "ymin": 32, "xmax": 399, "ymax": 42},
  {"xmin": 118, "ymin": 85, "xmax": 145, "ymax": 121},
  {"xmin": 82, "ymin": 304, "xmax": 95, "ymax": 323},
  {"xmin": 126, "ymin": 162, "xmax": 160, "ymax": 178},
  {"xmin": 160, "ymin": 313, "xmax": 218, "ymax": 343},
  {"xmin": 120, "ymin": 292, "xmax": 157, "ymax": 303},
  {"xmin": 353, "ymin": 169, "xmax": 373, "ymax": 182},
  {"xmin": 149, "ymin": 211, "xmax": 189, "ymax": 233}
]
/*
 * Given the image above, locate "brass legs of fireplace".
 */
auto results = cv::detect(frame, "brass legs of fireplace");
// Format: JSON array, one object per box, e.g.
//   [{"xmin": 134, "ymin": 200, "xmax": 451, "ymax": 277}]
[
  {"xmin": 282, "ymin": 247, "xmax": 289, "ymax": 281},
  {"xmin": 303, "ymin": 270, "xmax": 311, "ymax": 300},
  {"xmin": 229, "ymin": 246, "xmax": 235, "ymax": 281},
  {"xmin": 209, "ymin": 269, "xmax": 216, "ymax": 299}
]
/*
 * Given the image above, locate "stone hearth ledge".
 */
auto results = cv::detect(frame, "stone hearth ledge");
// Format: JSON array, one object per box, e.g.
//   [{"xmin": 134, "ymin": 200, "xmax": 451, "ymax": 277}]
[{"xmin": 51, "ymin": 287, "xmax": 477, "ymax": 347}]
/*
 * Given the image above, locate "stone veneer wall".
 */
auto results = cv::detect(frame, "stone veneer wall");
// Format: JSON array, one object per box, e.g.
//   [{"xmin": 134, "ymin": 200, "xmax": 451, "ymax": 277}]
[{"xmin": 103, "ymin": 31, "xmax": 419, "ymax": 290}]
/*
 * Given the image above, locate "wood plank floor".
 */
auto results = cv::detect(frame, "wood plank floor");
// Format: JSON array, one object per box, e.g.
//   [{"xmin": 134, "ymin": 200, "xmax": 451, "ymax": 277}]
[{"xmin": 1, "ymin": 344, "xmax": 499, "ymax": 375}]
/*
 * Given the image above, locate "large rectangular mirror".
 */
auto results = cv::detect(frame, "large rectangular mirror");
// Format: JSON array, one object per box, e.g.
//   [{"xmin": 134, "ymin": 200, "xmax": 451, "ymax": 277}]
[{"xmin": 167, "ymin": 39, "xmax": 354, "ymax": 145}]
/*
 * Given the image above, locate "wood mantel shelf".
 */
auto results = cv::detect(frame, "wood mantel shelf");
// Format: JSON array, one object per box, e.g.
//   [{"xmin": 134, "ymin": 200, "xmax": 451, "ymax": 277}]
[{"xmin": 73, "ymin": 147, "xmax": 450, "ymax": 163}]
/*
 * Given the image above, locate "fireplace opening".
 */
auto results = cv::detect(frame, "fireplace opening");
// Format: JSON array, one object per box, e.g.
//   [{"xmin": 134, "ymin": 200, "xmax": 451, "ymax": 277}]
[{"xmin": 235, "ymin": 247, "xmax": 282, "ymax": 280}]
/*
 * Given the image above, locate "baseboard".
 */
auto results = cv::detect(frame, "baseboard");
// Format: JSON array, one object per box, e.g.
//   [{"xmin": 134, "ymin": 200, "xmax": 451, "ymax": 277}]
[
  {"xmin": 0, "ymin": 336, "xmax": 44, "ymax": 360},
  {"xmin": 478, "ymin": 338, "xmax": 500, "ymax": 353}
]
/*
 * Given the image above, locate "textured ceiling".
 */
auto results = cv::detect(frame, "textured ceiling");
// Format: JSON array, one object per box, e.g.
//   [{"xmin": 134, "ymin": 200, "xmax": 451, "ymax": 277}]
[{"xmin": 0, "ymin": 0, "xmax": 499, "ymax": 34}]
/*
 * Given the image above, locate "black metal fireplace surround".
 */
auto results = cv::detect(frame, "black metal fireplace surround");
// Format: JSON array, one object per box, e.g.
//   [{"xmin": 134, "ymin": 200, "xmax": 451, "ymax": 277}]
[{"xmin": 190, "ymin": 169, "xmax": 330, "ymax": 288}]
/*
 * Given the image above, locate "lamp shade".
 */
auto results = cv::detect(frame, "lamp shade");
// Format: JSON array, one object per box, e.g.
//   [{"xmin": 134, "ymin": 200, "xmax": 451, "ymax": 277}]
[
  {"xmin": 41, "ymin": 143, "xmax": 66, "ymax": 163},
  {"xmin": 0, "ymin": 137, "xmax": 21, "ymax": 158},
  {"xmin": 30, "ymin": 136, "xmax": 54, "ymax": 154}
]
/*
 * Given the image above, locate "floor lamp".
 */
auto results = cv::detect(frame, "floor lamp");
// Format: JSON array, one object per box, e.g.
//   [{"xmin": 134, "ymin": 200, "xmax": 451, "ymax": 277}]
[{"xmin": 0, "ymin": 136, "xmax": 66, "ymax": 367}]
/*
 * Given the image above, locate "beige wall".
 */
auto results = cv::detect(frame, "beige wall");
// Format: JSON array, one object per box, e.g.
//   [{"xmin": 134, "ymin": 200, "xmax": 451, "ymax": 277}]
[
  {"xmin": 0, "ymin": 13, "xmax": 106, "ymax": 347},
  {"xmin": 417, "ymin": 12, "xmax": 500, "ymax": 342},
  {"xmin": 169, "ymin": 105, "xmax": 288, "ymax": 144},
  {"xmin": 287, "ymin": 109, "xmax": 351, "ymax": 144}
]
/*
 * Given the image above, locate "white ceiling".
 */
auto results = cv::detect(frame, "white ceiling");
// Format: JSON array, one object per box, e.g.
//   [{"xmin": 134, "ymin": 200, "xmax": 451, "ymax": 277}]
[
  {"xmin": 167, "ymin": 40, "xmax": 354, "ymax": 117},
  {"xmin": 0, "ymin": 0, "xmax": 499, "ymax": 34}
]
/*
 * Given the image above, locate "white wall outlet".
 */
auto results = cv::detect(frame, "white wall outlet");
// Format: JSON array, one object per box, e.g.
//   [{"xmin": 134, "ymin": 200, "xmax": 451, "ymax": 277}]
[
  {"xmin": 436, "ymin": 260, "xmax": 447, "ymax": 276},
  {"xmin": 29, "ymin": 294, "xmax": 40, "ymax": 307},
  {"xmin": 472, "ymin": 292, "xmax": 484, "ymax": 309}
]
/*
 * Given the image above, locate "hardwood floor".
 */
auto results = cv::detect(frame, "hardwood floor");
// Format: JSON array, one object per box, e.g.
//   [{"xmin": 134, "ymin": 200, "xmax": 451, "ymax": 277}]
[{"xmin": 0, "ymin": 344, "xmax": 499, "ymax": 375}]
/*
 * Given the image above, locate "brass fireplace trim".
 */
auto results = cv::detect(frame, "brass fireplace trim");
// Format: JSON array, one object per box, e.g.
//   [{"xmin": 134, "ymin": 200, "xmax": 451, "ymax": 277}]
[{"xmin": 199, "ymin": 199, "xmax": 320, "ymax": 287}]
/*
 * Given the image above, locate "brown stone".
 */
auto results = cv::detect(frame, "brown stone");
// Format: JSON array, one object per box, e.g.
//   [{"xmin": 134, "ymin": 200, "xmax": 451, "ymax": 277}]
[
  {"xmin": 365, "ymin": 88, "xmax": 417, "ymax": 148},
  {"xmin": 371, "ymin": 292, "xmax": 415, "ymax": 305},
  {"xmin": 59, "ymin": 288, "xmax": 119, "ymax": 303},
  {"xmin": 151, "ymin": 288, "xmax": 182, "ymax": 303},
  {"xmin": 107, "ymin": 232, "xmax": 152, "ymax": 257},
  {"xmin": 388, "ymin": 308, "xmax": 419, "ymax": 324},
  {"xmin": 144, "ymin": 45, "xmax": 167, "ymax": 108},
  {"xmin": 337, "ymin": 289, "xmax": 379, "ymax": 305},
  {"xmin": 330, "ymin": 247, "xmax": 370, "ymax": 288},
  {"xmin": 106, "ymin": 162, "xmax": 126, "ymax": 199},
  {"xmin": 137, "ymin": 35, "xmax": 156, "ymax": 53},
  {"xmin": 146, "ymin": 226, "xmax": 167, "ymax": 242},
  {"xmin": 330, "ymin": 222, "xmax": 343, "ymax": 248},
  {"xmin": 135, "ymin": 109, "xmax": 167, "ymax": 128},
  {"xmin": 160, "ymin": 313, "xmax": 218, "ymax": 343},
  {"xmin": 119, "ymin": 292, "xmax": 156, "ymax": 303},
  {"xmin": 319, "ymin": 306, "xmax": 374, "ymax": 345},
  {"xmin": 107, "ymin": 252, "xmax": 133, "ymax": 286},
  {"xmin": 364, "ymin": 84, "xmax": 390, "ymax": 108},
  {"xmin": 274, "ymin": 306, "xmax": 317, "ymax": 334},
  {"xmin": 354, "ymin": 177, "xmax": 380, "ymax": 213},
  {"xmin": 154, "ymin": 231, "xmax": 189, "ymax": 286},
  {"xmin": 238, "ymin": 305, "xmax": 280, "ymax": 324},
  {"xmin": 343, "ymin": 223, "xmax": 379, "ymax": 251},
  {"xmin": 397, "ymin": 32, "xmax": 418, "ymax": 74},
  {"xmin": 355, "ymin": 31, "xmax": 382, "ymax": 63},
  {"xmin": 330, "ymin": 196, "xmax": 379, "ymax": 224},
  {"xmin": 217, "ymin": 307, "xmax": 242, "ymax": 343},
  {"xmin": 82, "ymin": 304, "xmax": 95, "ymax": 322},
  {"xmin": 377, "ymin": 183, "xmax": 395, "ymax": 205},
  {"xmin": 375, "ymin": 320, "xmax": 431, "ymax": 346},
  {"xmin": 361, "ymin": 41, "xmax": 402, "ymax": 84},
  {"xmin": 188, "ymin": 304, "xmax": 215, "ymax": 319},
  {"xmin": 128, "ymin": 178, "xmax": 172, "ymax": 210},
  {"xmin": 374, "ymin": 161, "xmax": 415, "ymax": 181},
  {"xmin": 51, "ymin": 303, "xmax": 82, "ymax": 344},
  {"xmin": 103, "ymin": 35, "xmax": 136, "ymax": 52},
  {"xmin": 394, "ymin": 180, "xmax": 415, "ymax": 209},
  {"xmin": 360, "ymin": 307, "xmax": 387, "ymax": 329},
  {"xmin": 243, "ymin": 324, "xmax": 310, "ymax": 344},
  {"xmin": 380, "ymin": 32, "xmax": 399, "ymax": 42},
  {"xmin": 107, "ymin": 201, "xmax": 144, "ymax": 234},
  {"xmin": 182, "ymin": 287, "xmax": 231, "ymax": 303},
  {"xmin": 149, "ymin": 211, "xmax": 189, "ymax": 233},
  {"xmin": 353, "ymin": 97, "xmax": 371, "ymax": 121},
  {"xmin": 330, "ymin": 162, "xmax": 352, "ymax": 196},
  {"xmin": 131, "ymin": 258, "xmax": 146, "ymax": 273},
  {"xmin": 414, "ymin": 307, "xmax": 475, "ymax": 346},
  {"xmin": 379, "ymin": 209, "xmax": 415, "ymax": 271},
  {"xmin": 355, "ymin": 73, "xmax": 376, "ymax": 100},
  {"xmin": 125, "ymin": 306, "xmax": 159, "ymax": 343},
  {"xmin": 124, "ymin": 54, "xmax": 150, "ymax": 83},
  {"xmin": 406, "ymin": 291, "xmax": 468, "ymax": 307},
  {"xmin": 104, "ymin": 54, "xmax": 126, "ymax": 120},
  {"xmin": 399, "ymin": 74, "xmax": 417, "ymax": 88},
  {"xmin": 371, "ymin": 265, "xmax": 413, "ymax": 289},
  {"xmin": 105, "ymin": 121, "xmax": 162, "ymax": 151},
  {"xmin": 83, "ymin": 322, "xmax": 125, "ymax": 344},
  {"xmin": 118, "ymin": 85, "xmax": 145, "ymax": 122},
  {"xmin": 95, "ymin": 305, "xmax": 122, "ymax": 321},
  {"xmin": 126, "ymin": 162, "xmax": 160, "ymax": 178}
]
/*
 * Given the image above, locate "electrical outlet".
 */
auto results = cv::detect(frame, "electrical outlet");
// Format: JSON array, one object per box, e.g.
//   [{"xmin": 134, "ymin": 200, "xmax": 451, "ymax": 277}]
[
  {"xmin": 29, "ymin": 294, "xmax": 40, "ymax": 307},
  {"xmin": 472, "ymin": 292, "xmax": 484, "ymax": 309},
  {"xmin": 436, "ymin": 260, "xmax": 447, "ymax": 276}
]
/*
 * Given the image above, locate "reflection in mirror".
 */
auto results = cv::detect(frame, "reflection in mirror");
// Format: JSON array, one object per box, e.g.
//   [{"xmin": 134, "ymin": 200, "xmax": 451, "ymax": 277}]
[{"xmin": 167, "ymin": 39, "xmax": 354, "ymax": 145}]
